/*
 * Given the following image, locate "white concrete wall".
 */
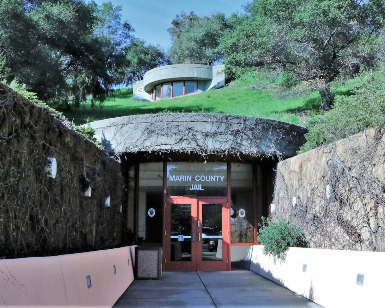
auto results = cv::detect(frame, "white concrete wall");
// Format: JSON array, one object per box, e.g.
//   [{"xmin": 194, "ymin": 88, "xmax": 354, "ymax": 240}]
[
  {"xmin": 209, "ymin": 64, "xmax": 225, "ymax": 89},
  {"xmin": 0, "ymin": 246, "xmax": 135, "ymax": 307},
  {"xmin": 133, "ymin": 80, "xmax": 152, "ymax": 101},
  {"xmin": 250, "ymin": 245, "xmax": 385, "ymax": 308},
  {"xmin": 133, "ymin": 64, "xmax": 225, "ymax": 101},
  {"xmin": 231, "ymin": 245, "xmax": 253, "ymax": 269}
]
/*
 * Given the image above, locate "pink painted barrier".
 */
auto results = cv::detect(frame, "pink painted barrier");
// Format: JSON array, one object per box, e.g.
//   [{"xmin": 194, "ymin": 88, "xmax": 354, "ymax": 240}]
[{"xmin": 0, "ymin": 246, "xmax": 134, "ymax": 307}]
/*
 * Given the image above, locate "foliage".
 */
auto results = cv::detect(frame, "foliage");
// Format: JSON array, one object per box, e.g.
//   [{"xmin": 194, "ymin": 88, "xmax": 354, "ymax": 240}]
[
  {"xmin": 168, "ymin": 11, "xmax": 230, "ymax": 65},
  {"xmin": 276, "ymin": 73, "xmax": 299, "ymax": 89},
  {"xmin": 219, "ymin": 14, "xmax": 265, "ymax": 77},
  {"xmin": 0, "ymin": 0, "xmax": 134, "ymax": 108},
  {"xmin": 258, "ymin": 217, "xmax": 307, "ymax": 259},
  {"xmin": 75, "ymin": 122, "xmax": 99, "ymax": 145},
  {"xmin": 124, "ymin": 39, "xmax": 170, "ymax": 83},
  {"xmin": 300, "ymin": 68, "xmax": 385, "ymax": 152},
  {"xmin": 221, "ymin": 0, "xmax": 385, "ymax": 110},
  {"xmin": 9, "ymin": 81, "xmax": 101, "ymax": 145},
  {"xmin": 0, "ymin": 52, "xmax": 8, "ymax": 80}
]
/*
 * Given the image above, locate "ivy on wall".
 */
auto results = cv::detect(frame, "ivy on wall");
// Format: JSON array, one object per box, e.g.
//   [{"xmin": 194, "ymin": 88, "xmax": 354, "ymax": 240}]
[{"xmin": 0, "ymin": 83, "xmax": 124, "ymax": 258}]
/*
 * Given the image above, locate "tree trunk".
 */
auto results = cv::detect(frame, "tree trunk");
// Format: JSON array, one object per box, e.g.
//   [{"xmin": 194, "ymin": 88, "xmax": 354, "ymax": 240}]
[{"xmin": 319, "ymin": 84, "xmax": 332, "ymax": 110}]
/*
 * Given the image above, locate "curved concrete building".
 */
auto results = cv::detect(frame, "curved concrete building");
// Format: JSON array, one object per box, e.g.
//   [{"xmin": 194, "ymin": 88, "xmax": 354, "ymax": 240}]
[
  {"xmin": 89, "ymin": 113, "xmax": 307, "ymax": 272},
  {"xmin": 133, "ymin": 64, "xmax": 225, "ymax": 101}
]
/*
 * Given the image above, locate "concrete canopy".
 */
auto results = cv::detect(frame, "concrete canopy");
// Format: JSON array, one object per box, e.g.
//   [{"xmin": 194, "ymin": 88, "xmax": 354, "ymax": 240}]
[
  {"xmin": 89, "ymin": 113, "xmax": 307, "ymax": 160},
  {"xmin": 142, "ymin": 64, "xmax": 213, "ymax": 92}
]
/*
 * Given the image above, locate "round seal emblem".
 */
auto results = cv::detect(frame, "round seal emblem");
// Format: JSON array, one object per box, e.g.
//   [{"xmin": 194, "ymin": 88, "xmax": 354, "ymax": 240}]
[
  {"xmin": 148, "ymin": 208, "xmax": 156, "ymax": 218},
  {"xmin": 238, "ymin": 209, "xmax": 246, "ymax": 218}
]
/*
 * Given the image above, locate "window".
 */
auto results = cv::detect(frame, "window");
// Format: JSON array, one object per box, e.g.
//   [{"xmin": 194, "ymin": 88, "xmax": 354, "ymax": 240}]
[
  {"xmin": 173, "ymin": 81, "xmax": 184, "ymax": 97},
  {"xmin": 153, "ymin": 81, "xmax": 198, "ymax": 100},
  {"xmin": 138, "ymin": 163, "xmax": 164, "ymax": 244},
  {"xmin": 230, "ymin": 163, "xmax": 254, "ymax": 243},
  {"xmin": 163, "ymin": 83, "xmax": 171, "ymax": 99},
  {"xmin": 185, "ymin": 81, "xmax": 197, "ymax": 94},
  {"xmin": 155, "ymin": 85, "xmax": 161, "ymax": 100}
]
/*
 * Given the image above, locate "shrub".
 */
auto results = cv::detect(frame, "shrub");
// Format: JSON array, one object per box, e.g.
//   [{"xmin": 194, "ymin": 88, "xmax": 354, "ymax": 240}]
[
  {"xmin": 276, "ymin": 72, "xmax": 299, "ymax": 89},
  {"xmin": 258, "ymin": 217, "xmax": 307, "ymax": 259}
]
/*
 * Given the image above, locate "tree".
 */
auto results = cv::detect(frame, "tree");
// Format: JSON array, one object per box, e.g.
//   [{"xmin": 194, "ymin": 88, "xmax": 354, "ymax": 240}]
[
  {"xmin": 219, "ymin": 13, "xmax": 265, "ymax": 78},
  {"xmin": 168, "ymin": 11, "xmax": 230, "ymax": 65},
  {"xmin": 125, "ymin": 39, "xmax": 170, "ymax": 83},
  {"xmin": 222, "ymin": 0, "xmax": 385, "ymax": 110},
  {"xmin": 0, "ymin": 0, "xmax": 134, "ymax": 108},
  {"xmin": 168, "ymin": 11, "xmax": 199, "ymax": 42},
  {"xmin": 300, "ymin": 67, "xmax": 385, "ymax": 152}
]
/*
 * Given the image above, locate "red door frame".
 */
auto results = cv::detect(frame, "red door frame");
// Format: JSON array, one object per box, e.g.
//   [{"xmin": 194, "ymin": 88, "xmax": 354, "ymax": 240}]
[{"xmin": 164, "ymin": 196, "xmax": 230, "ymax": 271}]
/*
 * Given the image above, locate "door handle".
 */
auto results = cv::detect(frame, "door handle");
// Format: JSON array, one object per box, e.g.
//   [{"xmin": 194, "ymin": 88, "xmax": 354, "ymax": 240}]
[
  {"xmin": 192, "ymin": 233, "xmax": 195, "ymax": 242},
  {"xmin": 198, "ymin": 232, "xmax": 201, "ymax": 242}
]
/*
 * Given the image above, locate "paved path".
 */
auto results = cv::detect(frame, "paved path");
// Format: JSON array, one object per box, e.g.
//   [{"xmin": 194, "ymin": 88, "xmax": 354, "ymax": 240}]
[{"xmin": 114, "ymin": 271, "xmax": 321, "ymax": 307}]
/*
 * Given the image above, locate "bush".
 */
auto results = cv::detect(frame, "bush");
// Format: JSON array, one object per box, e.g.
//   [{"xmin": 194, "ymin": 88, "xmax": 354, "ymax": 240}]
[
  {"xmin": 276, "ymin": 72, "xmax": 299, "ymax": 89},
  {"xmin": 258, "ymin": 217, "xmax": 307, "ymax": 259}
]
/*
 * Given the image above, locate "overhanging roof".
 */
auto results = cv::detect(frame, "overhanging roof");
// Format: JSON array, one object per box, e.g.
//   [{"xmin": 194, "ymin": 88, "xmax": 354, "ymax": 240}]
[{"xmin": 88, "ymin": 113, "xmax": 307, "ymax": 159}]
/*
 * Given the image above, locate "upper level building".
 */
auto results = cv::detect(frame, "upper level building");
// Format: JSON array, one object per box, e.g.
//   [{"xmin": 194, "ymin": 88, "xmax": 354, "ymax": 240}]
[{"xmin": 133, "ymin": 64, "xmax": 225, "ymax": 101}]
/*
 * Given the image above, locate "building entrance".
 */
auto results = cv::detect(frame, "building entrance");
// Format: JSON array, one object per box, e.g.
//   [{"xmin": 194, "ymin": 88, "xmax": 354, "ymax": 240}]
[{"xmin": 164, "ymin": 196, "xmax": 230, "ymax": 271}]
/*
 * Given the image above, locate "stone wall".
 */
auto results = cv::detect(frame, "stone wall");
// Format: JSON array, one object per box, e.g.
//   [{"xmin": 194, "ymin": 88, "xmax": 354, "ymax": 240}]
[
  {"xmin": 274, "ymin": 125, "xmax": 385, "ymax": 251},
  {"xmin": 0, "ymin": 83, "xmax": 124, "ymax": 258}
]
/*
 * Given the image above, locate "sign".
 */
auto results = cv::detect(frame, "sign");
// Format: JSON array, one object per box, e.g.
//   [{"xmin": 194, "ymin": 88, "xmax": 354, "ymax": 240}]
[
  {"xmin": 239, "ymin": 209, "xmax": 246, "ymax": 218},
  {"xmin": 148, "ymin": 208, "xmax": 156, "ymax": 217},
  {"xmin": 167, "ymin": 162, "xmax": 227, "ymax": 195},
  {"xmin": 178, "ymin": 235, "xmax": 184, "ymax": 242}
]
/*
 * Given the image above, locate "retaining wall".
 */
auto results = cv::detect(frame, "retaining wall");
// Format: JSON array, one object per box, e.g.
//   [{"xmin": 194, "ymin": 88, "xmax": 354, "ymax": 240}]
[
  {"xmin": 0, "ymin": 246, "xmax": 135, "ymax": 307},
  {"xmin": 0, "ymin": 82, "xmax": 125, "ymax": 258},
  {"xmin": 274, "ymin": 125, "xmax": 385, "ymax": 251},
  {"xmin": 250, "ymin": 245, "xmax": 385, "ymax": 308}
]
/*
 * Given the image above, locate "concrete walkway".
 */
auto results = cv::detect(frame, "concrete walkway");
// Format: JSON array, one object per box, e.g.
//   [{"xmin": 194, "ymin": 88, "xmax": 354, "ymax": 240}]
[{"xmin": 114, "ymin": 271, "xmax": 321, "ymax": 307}]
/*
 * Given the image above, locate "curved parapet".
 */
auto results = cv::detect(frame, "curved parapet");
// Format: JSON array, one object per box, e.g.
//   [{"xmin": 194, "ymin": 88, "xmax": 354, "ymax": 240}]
[
  {"xmin": 88, "ymin": 113, "xmax": 307, "ymax": 159},
  {"xmin": 133, "ymin": 65, "xmax": 225, "ymax": 101},
  {"xmin": 143, "ymin": 64, "xmax": 213, "ymax": 91}
]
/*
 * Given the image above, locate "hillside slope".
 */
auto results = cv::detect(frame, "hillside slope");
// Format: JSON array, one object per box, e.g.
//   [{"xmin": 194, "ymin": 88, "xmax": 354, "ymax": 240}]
[{"xmin": 63, "ymin": 71, "xmax": 322, "ymax": 126}]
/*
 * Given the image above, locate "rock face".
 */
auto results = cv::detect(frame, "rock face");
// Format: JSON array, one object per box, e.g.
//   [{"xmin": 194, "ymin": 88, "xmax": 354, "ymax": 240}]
[
  {"xmin": 274, "ymin": 125, "xmax": 385, "ymax": 251},
  {"xmin": 88, "ymin": 113, "xmax": 307, "ymax": 159}
]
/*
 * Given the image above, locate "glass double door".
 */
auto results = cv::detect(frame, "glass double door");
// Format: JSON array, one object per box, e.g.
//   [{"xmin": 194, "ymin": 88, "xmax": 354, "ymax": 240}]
[{"xmin": 164, "ymin": 197, "xmax": 230, "ymax": 271}]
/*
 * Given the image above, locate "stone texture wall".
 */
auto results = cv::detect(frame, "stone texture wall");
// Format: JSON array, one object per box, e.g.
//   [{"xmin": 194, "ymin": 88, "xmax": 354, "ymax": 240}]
[
  {"xmin": 0, "ymin": 83, "xmax": 124, "ymax": 258},
  {"xmin": 274, "ymin": 125, "xmax": 385, "ymax": 251}
]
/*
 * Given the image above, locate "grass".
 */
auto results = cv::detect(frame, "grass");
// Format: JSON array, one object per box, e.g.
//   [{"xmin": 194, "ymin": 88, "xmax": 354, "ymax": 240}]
[{"xmin": 63, "ymin": 71, "xmax": 324, "ymax": 126}]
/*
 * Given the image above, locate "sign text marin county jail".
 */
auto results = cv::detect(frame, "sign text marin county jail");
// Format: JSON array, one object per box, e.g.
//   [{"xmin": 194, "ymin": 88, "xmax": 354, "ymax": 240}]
[{"xmin": 168, "ymin": 175, "xmax": 225, "ymax": 191}]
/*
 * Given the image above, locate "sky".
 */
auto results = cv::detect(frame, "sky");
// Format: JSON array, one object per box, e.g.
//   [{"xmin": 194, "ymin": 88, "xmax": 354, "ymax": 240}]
[{"xmin": 91, "ymin": 0, "xmax": 251, "ymax": 51}]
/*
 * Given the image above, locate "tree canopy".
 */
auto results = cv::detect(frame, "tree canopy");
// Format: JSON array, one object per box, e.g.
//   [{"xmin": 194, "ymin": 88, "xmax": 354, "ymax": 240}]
[
  {"xmin": 221, "ymin": 0, "xmax": 385, "ymax": 109},
  {"xmin": 125, "ymin": 39, "xmax": 170, "ymax": 83},
  {"xmin": 0, "ymin": 0, "xmax": 134, "ymax": 108},
  {"xmin": 168, "ymin": 11, "xmax": 230, "ymax": 65}
]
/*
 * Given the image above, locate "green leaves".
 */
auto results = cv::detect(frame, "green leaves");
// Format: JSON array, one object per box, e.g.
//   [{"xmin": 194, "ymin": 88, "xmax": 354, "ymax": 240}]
[
  {"xmin": 258, "ymin": 217, "xmax": 307, "ymax": 259},
  {"xmin": 0, "ymin": 0, "xmax": 134, "ymax": 108},
  {"xmin": 222, "ymin": 0, "xmax": 385, "ymax": 109},
  {"xmin": 300, "ymin": 67, "xmax": 385, "ymax": 152},
  {"xmin": 169, "ymin": 12, "xmax": 229, "ymax": 65},
  {"xmin": 125, "ymin": 39, "xmax": 170, "ymax": 83}
]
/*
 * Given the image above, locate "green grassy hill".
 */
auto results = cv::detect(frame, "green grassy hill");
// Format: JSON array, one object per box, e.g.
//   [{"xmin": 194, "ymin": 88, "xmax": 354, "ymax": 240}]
[{"xmin": 63, "ymin": 71, "xmax": 325, "ymax": 126}]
